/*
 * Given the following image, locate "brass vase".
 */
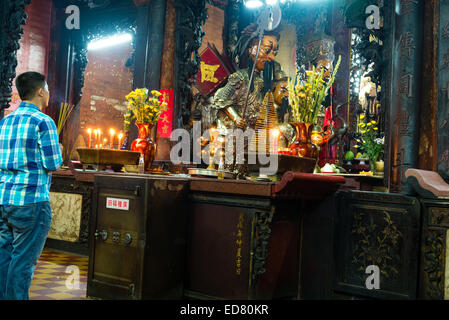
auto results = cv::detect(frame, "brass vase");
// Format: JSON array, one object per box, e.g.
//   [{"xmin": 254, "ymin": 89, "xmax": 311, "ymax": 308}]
[{"xmin": 289, "ymin": 122, "xmax": 318, "ymax": 158}]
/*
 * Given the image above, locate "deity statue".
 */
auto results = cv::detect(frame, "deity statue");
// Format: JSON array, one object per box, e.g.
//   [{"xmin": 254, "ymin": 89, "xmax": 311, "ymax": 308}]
[
  {"xmin": 209, "ymin": 24, "xmax": 281, "ymax": 176},
  {"xmin": 211, "ymin": 25, "xmax": 280, "ymax": 133},
  {"xmin": 305, "ymin": 36, "xmax": 340, "ymax": 165}
]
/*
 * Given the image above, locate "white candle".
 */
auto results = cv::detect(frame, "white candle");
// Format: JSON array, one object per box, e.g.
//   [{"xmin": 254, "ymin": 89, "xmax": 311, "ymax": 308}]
[
  {"xmin": 87, "ymin": 128, "xmax": 92, "ymax": 148},
  {"xmin": 117, "ymin": 133, "xmax": 123, "ymax": 150},
  {"xmin": 109, "ymin": 128, "xmax": 115, "ymax": 149}
]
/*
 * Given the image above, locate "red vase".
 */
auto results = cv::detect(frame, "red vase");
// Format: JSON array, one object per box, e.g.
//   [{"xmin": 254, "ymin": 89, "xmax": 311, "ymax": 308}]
[
  {"xmin": 131, "ymin": 123, "xmax": 155, "ymax": 172},
  {"xmin": 289, "ymin": 122, "xmax": 318, "ymax": 158}
]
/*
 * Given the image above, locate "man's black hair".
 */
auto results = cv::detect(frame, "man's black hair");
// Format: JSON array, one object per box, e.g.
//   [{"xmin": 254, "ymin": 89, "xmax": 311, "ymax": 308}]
[{"xmin": 15, "ymin": 72, "xmax": 46, "ymax": 100}]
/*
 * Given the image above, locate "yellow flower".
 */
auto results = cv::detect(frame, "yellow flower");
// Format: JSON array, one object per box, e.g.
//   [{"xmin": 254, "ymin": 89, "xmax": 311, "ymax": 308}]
[
  {"xmin": 356, "ymin": 139, "xmax": 360, "ymax": 142},
  {"xmin": 360, "ymin": 123, "xmax": 366, "ymax": 128},
  {"xmin": 151, "ymin": 90, "xmax": 162, "ymax": 97},
  {"xmin": 374, "ymin": 127, "xmax": 379, "ymax": 131},
  {"xmin": 361, "ymin": 130, "xmax": 366, "ymax": 134},
  {"xmin": 360, "ymin": 115, "xmax": 365, "ymax": 120},
  {"xmin": 354, "ymin": 145, "xmax": 359, "ymax": 148},
  {"xmin": 371, "ymin": 120, "xmax": 377, "ymax": 125},
  {"xmin": 367, "ymin": 122, "xmax": 372, "ymax": 127}
]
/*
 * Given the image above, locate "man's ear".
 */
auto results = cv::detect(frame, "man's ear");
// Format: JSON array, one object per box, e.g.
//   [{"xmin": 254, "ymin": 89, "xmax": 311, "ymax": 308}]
[{"xmin": 37, "ymin": 87, "xmax": 44, "ymax": 97}]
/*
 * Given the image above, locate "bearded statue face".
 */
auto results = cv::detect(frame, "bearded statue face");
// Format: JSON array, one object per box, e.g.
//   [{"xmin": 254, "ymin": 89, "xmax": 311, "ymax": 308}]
[
  {"xmin": 249, "ymin": 35, "xmax": 279, "ymax": 72},
  {"xmin": 273, "ymin": 80, "xmax": 288, "ymax": 106},
  {"xmin": 315, "ymin": 59, "xmax": 334, "ymax": 80}
]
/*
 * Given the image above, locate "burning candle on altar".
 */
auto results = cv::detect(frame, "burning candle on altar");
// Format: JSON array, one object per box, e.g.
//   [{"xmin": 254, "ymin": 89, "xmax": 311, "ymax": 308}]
[
  {"xmin": 98, "ymin": 129, "xmax": 102, "ymax": 146},
  {"xmin": 109, "ymin": 128, "xmax": 115, "ymax": 149},
  {"xmin": 117, "ymin": 133, "xmax": 123, "ymax": 150},
  {"xmin": 103, "ymin": 138, "xmax": 107, "ymax": 149},
  {"xmin": 94, "ymin": 129, "xmax": 98, "ymax": 147},
  {"xmin": 271, "ymin": 128, "xmax": 280, "ymax": 154},
  {"xmin": 87, "ymin": 128, "xmax": 92, "ymax": 148}
]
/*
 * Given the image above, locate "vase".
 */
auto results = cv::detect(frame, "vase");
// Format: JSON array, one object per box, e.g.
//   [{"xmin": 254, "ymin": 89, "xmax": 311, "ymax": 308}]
[
  {"xmin": 374, "ymin": 160, "xmax": 384, "ymax": 174},
  {"xmin": 131, "ymin": 123, "xmax": 155, "ymax": 172},
  {"xmin": 289, "ymin": 122, "xmax": 318, "ymax": 158}
]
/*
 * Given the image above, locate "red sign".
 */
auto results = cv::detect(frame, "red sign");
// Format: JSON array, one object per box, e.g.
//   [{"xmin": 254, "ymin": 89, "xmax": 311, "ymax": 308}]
[
  {"xmin": 195, "ymin": 47, "xmax": 230, "ymax": 96},
  {"xmin": 157, "ymin": 89, "xmax": 173, "ymax": 138},
  {"xmin": 106, "ymin": 197, "xmax": 130, "ymax": 211}
]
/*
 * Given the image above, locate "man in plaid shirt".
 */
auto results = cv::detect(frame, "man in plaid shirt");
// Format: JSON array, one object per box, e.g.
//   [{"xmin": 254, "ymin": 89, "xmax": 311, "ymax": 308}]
[{"xmin": 0, "ymin": 72, "xmax": 62, "ymax": 300}]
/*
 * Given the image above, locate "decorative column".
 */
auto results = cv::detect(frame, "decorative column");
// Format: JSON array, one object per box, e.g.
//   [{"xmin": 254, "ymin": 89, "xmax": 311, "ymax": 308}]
[
  {"xmin": 388, "ymin": 0, "xmax": 424, "ymax": 194},
  {"xmin": 436, "ymin": 0, "xmax": 449, "ymax": 181},
  {"xmin": 173, "ymin": 0, "xmax": 208, "ymax": 129},
  {"xmin": 0, "ymin": 0, "xmax": 31, "ymax": 118}
]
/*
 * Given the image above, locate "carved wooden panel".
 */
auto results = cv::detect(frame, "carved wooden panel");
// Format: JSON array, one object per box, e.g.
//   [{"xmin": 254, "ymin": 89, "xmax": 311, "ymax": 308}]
[
  {"xmin": 334, "ymin": 191, "xmax": 421, "ymax": 299},
  {"xmin": 50, "ymin": 176, "xmax": 94, "ymax": 245},
  {"xmin": 0, "ymin": 0, "xmax": 32, "ymax": 114},
  {"xmin": 420, "ymin": 200, "xmax": 449, "ymax": 299},
  {"xmin": 49, "ymin": 192, "xmax": 83, "ymax": 242}
]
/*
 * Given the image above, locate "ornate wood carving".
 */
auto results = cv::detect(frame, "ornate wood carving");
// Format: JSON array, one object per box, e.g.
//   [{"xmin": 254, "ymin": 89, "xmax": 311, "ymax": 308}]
[
  {"xmin": 173, "ymin": 0, "xmax": 208, "ymax": 129},
  {"xmin": 251, "ymin": 209, "xmax": 274, "ymax": 287},
  {"xmin": 0, "ymin": 0, "xmax": 32, "ymax": 116},
  {"xmin": 422, "ymin": 228, "xmax": 445, "ymax": 299},
  {"xmin": 50, "ymin": 176, "xmax": 94, "ymax": 245},
  {"xmin": 225, "ymin": 0, "xmax": 239, "ymax": 59},
  {"xmin": 351, "ymin": 210, "xmax": 403, "ymax": 281},
  {"xmin": 335, "ymin": 191, "xmax": 421, "ymax": 299}
]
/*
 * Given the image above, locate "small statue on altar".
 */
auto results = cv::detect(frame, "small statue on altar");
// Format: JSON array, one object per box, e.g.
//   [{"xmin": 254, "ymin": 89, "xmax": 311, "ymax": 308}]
[{"xmin": 272, "ymin": 62, "xmax": 295, "ymax": 149}]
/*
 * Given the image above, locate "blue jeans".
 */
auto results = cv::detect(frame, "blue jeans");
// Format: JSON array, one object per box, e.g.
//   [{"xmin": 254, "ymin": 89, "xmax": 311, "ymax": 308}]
[{"xmin": 0, "ymin": 202, "xmax": 52, "ymax": 300}]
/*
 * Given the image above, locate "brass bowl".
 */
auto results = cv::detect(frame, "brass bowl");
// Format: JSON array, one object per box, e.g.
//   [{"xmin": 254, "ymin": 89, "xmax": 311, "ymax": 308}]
[
  {"xmin": 77, "ymin": 148, "xmax": 140, "ymax": 166},
  {"xmin": 124, "ymin": 164, "xmax": 140, "ymax": 173}
]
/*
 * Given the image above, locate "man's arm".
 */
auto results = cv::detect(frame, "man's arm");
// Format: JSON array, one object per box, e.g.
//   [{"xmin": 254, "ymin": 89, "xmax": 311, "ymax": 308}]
[{"xmin": 38, "ymin": 117, "xmax": 63, "ymax": 172}]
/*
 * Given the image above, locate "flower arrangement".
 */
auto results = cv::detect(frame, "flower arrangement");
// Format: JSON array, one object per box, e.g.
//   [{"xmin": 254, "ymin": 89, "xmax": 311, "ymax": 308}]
[
  {"xmin": 123, "ymin": 88, "xmax": 167, "ymax": 131},
  {"xmin": 354, "ymin": 115, "xmax": 384, "ymax": 168},
  {"xmin": 288, "ymin": 55, "xmax": 341, "ymax": 124}
]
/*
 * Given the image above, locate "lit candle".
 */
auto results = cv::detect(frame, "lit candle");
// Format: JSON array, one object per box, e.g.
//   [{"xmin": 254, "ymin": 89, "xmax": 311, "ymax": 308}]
[
  {"xmin": 271, "ymin": 128, "xmax": 280, "ymax": 154},
  {"xmin": 98, "ymin": 129, "xmax": 102, "ymax": 146},
  {"xmin": 109, "ymin": 128, "xmax": 115, "ymax": 149},
  {"xmin": 117, "ymin": 133, "xmax": 123, "ymax": 150},
  {"xmin": 103, "ymin": 138, "xmax": 107, "ymax": 149},
  {"xmin": 94, "ymin": 129, "xmax": 98, "ymax": 147},
  {"xmin": 87, "ymin": 128, "xmax": 92, "ymax": 148}
]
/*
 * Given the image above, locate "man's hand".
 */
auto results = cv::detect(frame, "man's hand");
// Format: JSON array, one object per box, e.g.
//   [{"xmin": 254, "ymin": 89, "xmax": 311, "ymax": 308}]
[{"xmin": 235, "ymin": 117, "xmax": 245, "ymax": 129}]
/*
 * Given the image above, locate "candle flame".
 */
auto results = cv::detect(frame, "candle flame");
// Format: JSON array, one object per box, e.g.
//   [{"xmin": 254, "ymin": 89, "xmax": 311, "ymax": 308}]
[
  {"xmin": 270, "ymin": 128, "xmax": 280, "ymax": 137},
  {"xmin": 109, "ymin": 128, "xmax": 115, "ymax": 135},
  {"xmin": 87, "ymin": 128, "xmax": 91, "ymax": 133},
  {"xmin": 118, "ymin": 133, "xmax": 123, "ymax": 139}
]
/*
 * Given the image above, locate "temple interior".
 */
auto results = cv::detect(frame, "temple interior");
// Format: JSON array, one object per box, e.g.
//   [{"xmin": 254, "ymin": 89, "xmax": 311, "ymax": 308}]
[{"xmin": 1, "ymin": 0, "xmax": 449, "ymax": 303}]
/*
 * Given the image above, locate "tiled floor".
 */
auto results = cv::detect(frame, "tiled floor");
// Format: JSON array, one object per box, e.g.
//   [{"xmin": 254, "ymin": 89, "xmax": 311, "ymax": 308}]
[{"xmin": 29, "ymin": 249, "xmax": 88, "ymax": 300}]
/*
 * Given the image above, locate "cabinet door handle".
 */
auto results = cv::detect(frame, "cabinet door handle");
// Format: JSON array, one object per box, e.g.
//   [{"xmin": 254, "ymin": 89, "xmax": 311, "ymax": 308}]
[
  {"xmin": 94, "ymin": 229, "xmax": 108, "ymax": 241},
  {"xmin": 134, "ymin": 186, "xmax": 141, "ymax": 197}
]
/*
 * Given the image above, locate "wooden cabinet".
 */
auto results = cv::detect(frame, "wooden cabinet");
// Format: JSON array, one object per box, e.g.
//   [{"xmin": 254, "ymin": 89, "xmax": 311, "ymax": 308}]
[{"xmin": 87, "ymin": 174, "xmax": 189, "ymax": 299}]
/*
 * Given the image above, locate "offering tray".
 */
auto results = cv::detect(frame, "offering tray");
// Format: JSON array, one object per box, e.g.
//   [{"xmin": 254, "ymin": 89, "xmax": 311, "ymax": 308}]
[
  {"xmin": 77, "ymin": 148, "xmax": 140, "ymax": 172},
  {"xmin": 188, "ymin": 168, "xmax": 236, "ymax": 179}
]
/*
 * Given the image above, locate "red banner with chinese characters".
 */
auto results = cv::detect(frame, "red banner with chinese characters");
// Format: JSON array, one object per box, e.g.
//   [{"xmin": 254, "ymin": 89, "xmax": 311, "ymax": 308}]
[
  {"xmin": 157, "ymin": 89, "xmax": 173, "ymax": 138},
  {"xmin": 195, "ymin": 47, "xmax": 230, "ymax": 96}
]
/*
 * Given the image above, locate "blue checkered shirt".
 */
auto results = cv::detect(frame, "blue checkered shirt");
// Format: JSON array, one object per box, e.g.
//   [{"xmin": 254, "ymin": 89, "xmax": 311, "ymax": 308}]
[{"xmin": 0, "ymin": 102, "xmax": 63, "ymax": 205}]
